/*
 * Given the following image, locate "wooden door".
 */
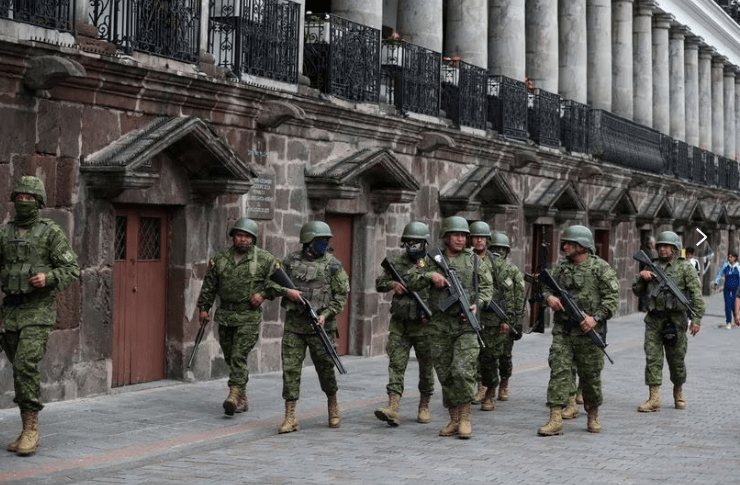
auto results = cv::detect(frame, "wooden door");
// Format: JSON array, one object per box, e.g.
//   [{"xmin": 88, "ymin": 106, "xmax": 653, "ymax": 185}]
[
  {"xmin": 324, "ymin": 214, "xmax": 352, "ymax": 355},
  {"xmin": 595, "ymin": 229, "xmax": 610, "ymax": 262},
  {"xmin": 113, "ymin": 207, "xmax": 168, "ymax": 387},
  {"xmin": 529, "ymin": 224, "xmax": 553, "ymax": 330}
]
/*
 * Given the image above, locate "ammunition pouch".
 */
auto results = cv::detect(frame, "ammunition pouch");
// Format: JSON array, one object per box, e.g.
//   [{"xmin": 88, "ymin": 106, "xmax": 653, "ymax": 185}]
[{"xmin": 661, "ymin": 323, "xmax": 678, "ymax": 347}]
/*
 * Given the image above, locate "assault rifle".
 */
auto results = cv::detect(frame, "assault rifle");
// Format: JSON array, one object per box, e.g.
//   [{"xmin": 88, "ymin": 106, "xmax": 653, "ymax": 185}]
[
  {"xmin": 538, "ymin": 268, "xmax": 614, "ymax": 364},
  {"xmin": 381, "ymin": 257, "xmax": 433, "ymax": 319},
  {"xmin": 270, "ymin": 265, "xmax": 348, "ymax": 374},
  {"xmin": 428, "ymin": 247, "xmax": 486, "ymax": 348},
  {"xmin": 633, "ymin": 250, "xmax": 695, "ymax": 319},
  {"xmin": 187, "ymin": 319, "xmax": 209, "ymax": 368},
  {"xmin": 483, "ymin": 299, "xmax": 522, "ymax": 339}
]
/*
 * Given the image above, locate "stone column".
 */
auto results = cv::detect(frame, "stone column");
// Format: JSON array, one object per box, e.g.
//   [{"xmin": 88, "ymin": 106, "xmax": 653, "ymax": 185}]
[
  {"xmin": 397, "ymin": 0, "xmax": 444, "ymax": 52},
  {"xmin": 698, "ymin": 47, "xmax": 713, "ymax": 150},
  {"xmin": 446, "ymin": 0, "xmax": 488, "ymax": 68},
  {"xmin": 587, "ymin": 0, "xmax": 611, "ymax": 110},
  {"xmin": 333, "ymin": 0, "xmax": 383, "ymax": 29},
  {"xmin": 526, "ymin": 0, "xmax": 559, "ymax": 93},
  {"xmin": 651, "ymin": 14, "xmax": 671, "ymax": 135},
  {"xmin": 712, "ymin": 56, "xmax": 725, "ymax": 154},
  {"xmin": 724, "ymin": 67, "xmax": 736, "ymax": 159},
  {"xmin": 668, "ymin": 26, "xmax": 686, "ymax": 141},
  {"xmin": 633, "ymin": 0, "xmax": 655, "ymax": 128},
  {"xmin": 736, "ymin": 76, "xmax": 740, "ymax": 160},
  {"xmin": 612, "ymin": 0, "xmax": 633, "ymax": 119},
  {"xmin": 559, "ymin": 0, "xmax": 587, "ymax": 103},
  {"xmin": 383, "ymin": 0, "xmax": 399, "ymax": 32},
  {"xmin": 684, "ymin": 36, "xmax": 700, "ymax": 147},
  {"xmin": 488, "ymin": 0, "xmax": 526, "ymax": 80}
]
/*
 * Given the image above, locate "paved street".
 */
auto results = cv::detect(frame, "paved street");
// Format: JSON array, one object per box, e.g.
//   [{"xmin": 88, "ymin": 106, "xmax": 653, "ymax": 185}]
[{"xmin": 0, "ymin": 291, "xmax": 738, "ymax": 485}]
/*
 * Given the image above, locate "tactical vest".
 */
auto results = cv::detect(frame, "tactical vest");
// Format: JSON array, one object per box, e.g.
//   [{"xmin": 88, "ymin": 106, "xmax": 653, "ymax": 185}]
[
  {"xmin": 0, "ymin": 220, "xmax": 53, "ymax": 295},
  {"xmin": 646, "ymin": 260, "xmax": 688, "ymax": 312},
  {"xmin": 283, "ymin": 252, "xmax": 339, "ymax": 312}
]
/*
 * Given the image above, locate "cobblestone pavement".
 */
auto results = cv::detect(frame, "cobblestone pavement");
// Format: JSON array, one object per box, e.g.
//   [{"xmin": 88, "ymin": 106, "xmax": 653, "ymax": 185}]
[{"xmin": 0, "ymin": 292, "xmax": 738, "ymax": 484}]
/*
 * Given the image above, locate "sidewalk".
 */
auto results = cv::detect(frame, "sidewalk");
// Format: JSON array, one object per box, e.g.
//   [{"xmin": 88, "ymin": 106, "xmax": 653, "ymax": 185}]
[{"xmin": 0, "ymin": 292, "xmax": 738, "ymax": 484}]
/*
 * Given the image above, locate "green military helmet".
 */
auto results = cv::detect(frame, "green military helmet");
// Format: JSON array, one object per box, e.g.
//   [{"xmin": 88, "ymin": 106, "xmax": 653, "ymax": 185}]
[
  {"xmin": 439, "ymin": 216, "xmax": 469, "ymax": 238},
  {"xmin": 11, "ymin": 175, "xmax": 46, "ymax": 207},
  {"xmin": 490, "ymin": 232, "xmax": 510, "ymax": 249},
  {"xmin": 300, "ymin": 221, "xmax": 334, "ymax": 243},
  {"xmin": 229, "ymin": 217, "xmax": 258, "ymax": 238},
  {"xmin": 401, "ymin": 221, "xmax": 431, "ymax": 243},
  {"xmin": 469, "ymin": 221, "xmax": 491, "ymax": 238},
  {"xmin": 656, "ymin": 231, "xmax": 681, "ymax": 251},
  {"xmin": 561, "ymin": 225, "xmax": 595, "ymax": 253}
]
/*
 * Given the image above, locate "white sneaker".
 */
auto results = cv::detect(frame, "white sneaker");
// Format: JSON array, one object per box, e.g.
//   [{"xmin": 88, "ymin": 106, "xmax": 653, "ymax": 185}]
[{"xmin": 726, "ymin": 323, "xmax": 732, "ymax": 329}]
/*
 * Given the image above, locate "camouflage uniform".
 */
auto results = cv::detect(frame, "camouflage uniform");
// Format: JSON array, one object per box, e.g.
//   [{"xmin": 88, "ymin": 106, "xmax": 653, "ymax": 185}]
[
  {"xmin": 197, "ymin": 244, "xmax": 283, "ymax": 391},
  {"xmin": 375, "ymin": 254, "xmax": 434, "ymax": 398},
  {"xmin": 479, "ymin": 250, "xmax": 524, "ymax": 391},
  {"xmin": 541, "ymin": 255, "xmax": 619, "ymax": 410},
  {"xmin": 280, "ymin": 250, "xmax": 349, "ymax": 401},
  {"xmin": 632, "ymin": 256, "xmax": 706, "ymax": 387}
]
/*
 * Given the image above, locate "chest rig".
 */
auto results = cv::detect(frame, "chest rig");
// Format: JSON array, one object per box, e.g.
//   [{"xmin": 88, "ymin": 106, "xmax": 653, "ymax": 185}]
[{"xmin": 0, "ymin": 221, "xmax": 52, "ymax": 295}]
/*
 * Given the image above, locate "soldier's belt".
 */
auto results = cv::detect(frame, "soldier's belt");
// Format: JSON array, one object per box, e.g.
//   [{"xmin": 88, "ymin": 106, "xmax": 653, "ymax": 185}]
[
  {"xmin": 647, "ymin": 310, "xmax": 684, "ymax": 319},
  {"xmin": 2, "ymin": 293, "xmax": 39, "ymax": 307},
  {"xmin": 220, "ymin": 301, "xmax": 251, "ymax": 312}
]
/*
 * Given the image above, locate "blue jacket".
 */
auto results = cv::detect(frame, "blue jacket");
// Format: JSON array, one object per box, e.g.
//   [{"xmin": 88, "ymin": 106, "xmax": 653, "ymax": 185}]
[{"xmin": 714, "ymin": 261, "xmax": 740, "ymax": 289}]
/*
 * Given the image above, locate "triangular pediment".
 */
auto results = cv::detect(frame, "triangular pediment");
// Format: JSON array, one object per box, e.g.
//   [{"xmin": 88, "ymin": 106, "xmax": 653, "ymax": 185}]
[
  {"xmin": 636, "ymin": 193, "xmax": 674, "ymax": 224},
  {"xmin": 524, "ymin": 179, "xmax": 586, "ymax": 221},
  {"xmin": 702, "ymin": 202, "xmax": 729, "ymax": 226},
  {"xmin": 438, "ymin": 165, "xmax": 519, "ymax": 216},
  {"xmin": 673, "ymin": 199, "xmax": 705, "ymax": 222},
  {"xmin": 589, "ymin": 187, "xmax": 637, "ymax": 222}
]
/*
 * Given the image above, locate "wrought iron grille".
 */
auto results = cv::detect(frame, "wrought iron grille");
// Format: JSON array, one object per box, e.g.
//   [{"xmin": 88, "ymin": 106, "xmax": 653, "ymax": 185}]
[
  {"xmin": 487, "ymin": 75, "xmax": 527, "ymax": 141},
  {"xmin": 138, "ymin": 217, "xmax": 161, "ymax": 260},
  {"xmin": 659, "ymin": 134, "xmax": 673, "ymax": 176},
  {"xmin": 731, "ymin": 159, "xmax": 740, "ymax": 191},
  {"xmin": 673, "ymin": 140, "xmax": 690, "ymax": 180},
  {"xmin": 89, "ymin": 0, "xmax": 201, "ymax": 63},
  {"xmin": 1, "ymin": 0, "xmax": 76, "ymax": 32},
  {"xmin": 718, "ymin": 156, "xmax": 731, "ymax": 189},
  {"xmin": 380, "ymin": 39, "xmax": 441, "ymax": 116},
  {"xmin": 208, "ymin": 0, "xmax": 299, "ymax": 83},
  {"xmin": 706, "ymin": 153, "xmax": 717, "ymax": 187},
  {"xmin": 440, "ymin": 60, "xmax": 486, "ymax": 130},
  {"xmin": 589, "ymin": 110, "xmax": 664, "ymax": 173},
  {"xmin": 527, "ymin": 88, "xmax": 560, "ymax": 147},
  {"xmin": 691, "ymin": 147, "xmax": 706, "ymax": 184},
  {"xmin": 560, "ymin": 99, "xmax": 589, "ymax": 154},
  {"xmin": 303, "ymin": 14, "xmax": 380, "ymax": 103},
  {"xmin": 115, "ymin": 216, "xmax": 127, "ymax": 261}
]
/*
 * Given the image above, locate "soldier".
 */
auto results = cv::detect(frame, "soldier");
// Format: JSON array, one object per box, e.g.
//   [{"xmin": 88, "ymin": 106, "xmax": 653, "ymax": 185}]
[
  {"xmin": 1, "ymin": 176, "xmax": 80, "ymax": 455},
  {"xmin": 632, "ymin": 231, "xmax": 705, "ymax": 412},
  {"xmin": 406, "ymin": 216, "xmax": 493, "ymax": 439},
  {"xmin": 374, "ymin": 222, "xmax": 435, "ymax": 426},
  {"xmin": 197, "ymin": 218, "xmax": 284, "ymax": 416},
  {"xmin": 278, "ymin": 221, "xmax": 349, "ymax": 434},
  {"xmin": 537, "ymin": 225, "xmax": 619, "ymax": 436}
]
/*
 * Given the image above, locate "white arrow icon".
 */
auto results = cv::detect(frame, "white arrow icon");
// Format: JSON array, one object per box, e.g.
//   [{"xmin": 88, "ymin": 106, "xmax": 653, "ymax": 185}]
[{"xmin": 696, "ymin": 228, "xmax": 707, "ymax": 246}]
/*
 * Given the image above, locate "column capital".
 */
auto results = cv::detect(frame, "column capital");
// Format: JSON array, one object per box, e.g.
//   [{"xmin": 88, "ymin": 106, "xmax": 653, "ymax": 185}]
[
  {"xmin": 635, "ymin": 0, "xmax": 657, "ymax": 16},
  {"xmin": 724, "ymin": 65, "xmax": 738, "ymax": 77},
  {"xmin": 670, "ymin": 24, "xmax": 689, "ymax": 40},
  {"xmin": 713, "ymin": 55, "xmax": 729, "ymax": 67},
  {"xmin": 653, "ymin": 13, "xmax": 673, "ymax": 29},
  {"xmin": 684, "ymin": 34, "xmax": 702, "ymax": 50},
  {"xmin": 699, "ymin": 45, "xmax": 717, "ymax": 59}
]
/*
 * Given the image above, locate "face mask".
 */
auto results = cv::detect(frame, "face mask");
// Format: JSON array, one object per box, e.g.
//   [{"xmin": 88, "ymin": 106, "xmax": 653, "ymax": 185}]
[
  {"xmin": 14, "ymin": 200, "xmax": 39, "ymax": 227},
  {"xmin": 403, "ymin": 241, "xmax": 426, "ymax": 261},
  {"xmin": 309, "ymin": 239, "xmax": 330, "ymax": 257}
]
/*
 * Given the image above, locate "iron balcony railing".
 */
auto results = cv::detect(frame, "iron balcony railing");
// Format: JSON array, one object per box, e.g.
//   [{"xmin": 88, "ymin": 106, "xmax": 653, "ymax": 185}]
[
  {"xmin": 561, "ymin": 99, "xmax": 590, "ymax": 154},
  {"xmin": 380, "ymin": 38, "xmax": 441, "ymax": 117},
  {"xmin": 89, "ymin": 0, "xmax": 200, "ymax": 63},
  {"xmin": 208, "ymin": 0, "xmax": 299, "ymax": 83},
  {"xmin": 672, "ymin": 140, "xmax": 690, "ymax": 179},
  {"xmin": 1, "ymin": 0, "xmax": 76, "ymax": 32},
  {"xmin": 441, "ymin": 59, "xmax": 487, "ymax": 130},
  {"xmin": 691, "ymin": 146, "xmax": 707, "ymax": 185},
  {"xmin": 303, "ymin": 13, "xmax": 380, "ymax": 103},
  {"xmin": 487, "ymin": 75, "xmax": 528, "ymax": 141},
  {"xmin": 589, "ymin": 110, "xmax": 665, "ymax": 173},
  {"xmin": 527, "ymin": 87, "xmax": 560, "ymax": 147}
]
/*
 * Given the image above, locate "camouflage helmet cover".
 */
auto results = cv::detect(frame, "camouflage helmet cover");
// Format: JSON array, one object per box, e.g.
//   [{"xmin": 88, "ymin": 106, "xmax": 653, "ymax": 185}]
[
  {"xmin": 229, "ymin": 217, "xmax": 258, "ymax": 238},
  {"xmin": 439, "ymin": 216, "xmax": 470, "ymax": 238},
  {"xmin": 401, "ymin": 221, "xmax": 431, "ymax": 243},
  {"xmin": 656, "ymin": 231, "xmax": 681, "ymax": 251},
  {"xmin": 11, "ymin": 175, "xmax": 46, "ymax": 206},
  {"xmin": 561, "ymin": 225, "xmax": 595, "ymax": 253},
  {"xmin": 300, "ymin": 221, "xmax": 334, "ymax": 244},
  {"xmin": 490, "ymin": 232, "xmax": 510, "ymax": 249},
  {"xmin": 468, "ymin": 221, "xmax": 491, "ymax": 238}
]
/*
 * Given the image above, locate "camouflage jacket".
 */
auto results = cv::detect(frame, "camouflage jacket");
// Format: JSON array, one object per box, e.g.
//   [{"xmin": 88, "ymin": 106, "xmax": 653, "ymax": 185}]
[
  {"xmin": 631, "ymin": 256, "xmax": 706, "ymax": 326},
  {"xmin": 541, "ymin": 254, "xmax": 620, "ymax": 336},
  {"xmin": 0, "ymin": 218, "xmax": 80, "ymax": 330},
  {"xmin": 479, "ymin": 251, "xmax": 525, "ymax": 331},
  {"xmin": 376, "ymin": 253, "xmax": 431, "ymax": 335},
  {"xmin": 197, "ymin": 244, "xmax": 283, "ymax": 327},
  {"xmin": 280, "ymin": 251, "xmax": 349, "ymax": 334}
]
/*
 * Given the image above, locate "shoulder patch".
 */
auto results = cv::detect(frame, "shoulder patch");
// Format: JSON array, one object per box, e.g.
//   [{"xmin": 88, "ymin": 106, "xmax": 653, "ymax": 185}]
[{"xmin": 417, "ymin": 260, "xmax": 425, "ymax": 269}]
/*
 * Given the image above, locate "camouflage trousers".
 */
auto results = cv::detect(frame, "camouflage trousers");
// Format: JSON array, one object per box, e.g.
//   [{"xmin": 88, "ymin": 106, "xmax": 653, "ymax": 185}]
[
  {"xmin": 0, "ymin": 325, "xmax": 53, "ymax": 413},
  {"xmin": 218, "ymin": 323, "xmax": 260, "ymax": 390},
  {"xmin": 384, "ymin": 321, "xmax": 434, "ymax": 397},
  {"xmin": 643, "ymin": 318, "xmax": 688, "ymax": 386},
  {"xmin": 478, "ymin": 328, "xmax": 513, "ymax": 388},
  {"xmin": 546, "ymin": 332, "xmax": 604, "ymax": 409},
  {"xmin": 430, "ymin": 330, "xmax": 480, "ymax": 409},
  {"xmin": 281, "ymin": 330, "xmax": 338, "ymax": 401}
]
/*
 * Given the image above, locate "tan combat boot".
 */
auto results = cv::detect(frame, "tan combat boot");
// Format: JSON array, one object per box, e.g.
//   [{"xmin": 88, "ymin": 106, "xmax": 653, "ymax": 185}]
[
  {"xmin": 638, "ymin": 385, "xmax": 661, "ymax": 412},
  {"xmin": 576, "ymin": 392, "xmax": 583, "ymax": 405},
  {"xmin": 458, "ymin": 403, "xmax": 472, "ymax": 439},
  {"xmin": 480, "ymin": 387, "xmax": 497, "ymax": 411},
  {"xmin": 223, "ymin": 385, "xmax": 241, "ymax": 416},
  {"xmin": 673, "ymin": 385, "xmax": 686, "ymax": 409},
  {"xmin": 417, "ymin": 394, "xmax": 431, "ymax": 424},
  {"xmin": 374, "ymin": 393, "xmax": 401, "ymax": 426},
  {"xmin": 473, "ymin": 382, "xmax": 486, "ymax": 404},
  {"xmin": 537, "ymin": 407, "xmax": 564, "ymax": 436},
  {"xmin": 6, "ymin": 415, "xmax": 23, "ymax": 453},
  {"xmin": 585, "ymin": 403, "xmax": 601, "ymax": 433},
  {"xmin": 278, "ymin": 401, "xmax": 300, "ymax": 434},
  {"xmin": 16, "ymin": 412, "xmax": 39, "ymax": 455},
  {"xmin": 439, "ymin": 406, "xmax": 460, "ymax": 436},
  {"xmin": 498, "ymin": 379, "xmax": 509, "ymax": 401},
  {"xmin": 327, "ymin": 394, "xmax": 341, "ymax": 428},
  {"xmin": 561, "ymin": 395, "xmax": 579, "ymax": 419},
  {"xmin": 235, "ymin": 390, "xmax": 248, "ymax": 413}
]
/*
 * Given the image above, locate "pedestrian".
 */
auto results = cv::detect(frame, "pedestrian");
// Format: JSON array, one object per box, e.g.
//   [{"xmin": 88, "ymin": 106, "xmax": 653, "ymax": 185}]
[
  {"xmin": 406, "ymin": 216, "xmax": 493, "ymax": 439},
  {"xmin": 713, "ymin": 249, "xmax": 739, "ymax": 329},
  {"xmin": 278, "ymin": 221, "xmax": 349, "ymax": 434},
  {"xmin": 685, "ymin": 246, "xmax": 701, "ymax": 280},
  {"xmin": 374, "ymin": 222, "xmax": 435, "ymax": 426},
  {"xmin": 197, "ymin": 218, "xmax": 284, "ymax": 416},
  {"xmin": 638, "ymin": 236, "xmax": 658, "ymax": 312},
  {"xmin": 469, "ymin": 224, "xmax": 524, "ymax": 411},
  {"xmin": 0, "ymin": 176, "xmax": 81, "ymax": 456},
  {"xmin": 537, "ymin": 225, "xmax": 619, "ymax": 436},
  {"xmin": 632, "ymin": 231, "xmax": 705, "ymax": 412}
]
